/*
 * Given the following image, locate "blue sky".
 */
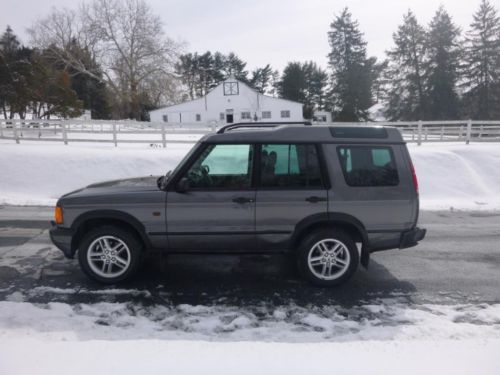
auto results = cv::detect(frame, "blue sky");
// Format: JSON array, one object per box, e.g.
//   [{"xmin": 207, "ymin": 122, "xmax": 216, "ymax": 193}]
[{"xmin": 1, "ymin": 0, "xmax": 480, "ymax": 71}]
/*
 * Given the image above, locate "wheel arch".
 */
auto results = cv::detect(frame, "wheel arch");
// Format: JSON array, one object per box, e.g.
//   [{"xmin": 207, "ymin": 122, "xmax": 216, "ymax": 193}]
[
  {"xmin": 70, "ymin": 210, "xmax": 151, "ymax": 253},
  {"xmin": 291, "ymin": 212, "xmax": 371, "ymax": 268}
]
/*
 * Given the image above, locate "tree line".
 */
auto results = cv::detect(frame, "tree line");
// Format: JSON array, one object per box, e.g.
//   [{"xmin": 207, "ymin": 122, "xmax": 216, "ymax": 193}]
[
  {"xmin": 177, "ymin": 0, "xmax": 500, "ymax": 121},
  {"xmin": 1, "ymin": 0, "xmax": 499, "ymax": 121}
]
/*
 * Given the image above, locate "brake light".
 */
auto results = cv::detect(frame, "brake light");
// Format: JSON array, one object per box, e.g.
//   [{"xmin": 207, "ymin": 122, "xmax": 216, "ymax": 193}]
[
  {"xmin": 55, "ymin": 206, "xmax": 63, "ymax": 225},
  {"xmin": 410, "ymin": 161, "xmax": 419, "ymax": 194}
]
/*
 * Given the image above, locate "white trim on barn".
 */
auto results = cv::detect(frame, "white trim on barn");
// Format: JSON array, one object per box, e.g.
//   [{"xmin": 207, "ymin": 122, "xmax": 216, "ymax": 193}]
[{"xmin": 149, "ymin": 78, "xmax": 304, "ymax": 125}]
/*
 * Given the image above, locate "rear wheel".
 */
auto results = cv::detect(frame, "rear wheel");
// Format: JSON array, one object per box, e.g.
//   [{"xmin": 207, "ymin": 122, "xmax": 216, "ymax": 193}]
[
  {"xmin": 297, "ymin": 229, "xmax": 359, "ymax": 286},
  {"xmin": 78, "ymin": 225, "xmax": 141, "ymax": 284}
]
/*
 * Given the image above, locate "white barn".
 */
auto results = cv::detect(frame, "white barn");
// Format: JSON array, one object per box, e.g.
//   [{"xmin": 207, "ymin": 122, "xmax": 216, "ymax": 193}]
[{"xmin": 149, "ymin": 78, "xmax": 303, "ymax": 125}]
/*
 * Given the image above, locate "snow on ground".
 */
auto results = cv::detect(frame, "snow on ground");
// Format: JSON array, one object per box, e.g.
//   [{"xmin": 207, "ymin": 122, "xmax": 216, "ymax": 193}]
[
  {"xmin": 1, "ymin": 338, "xmax": 499, "ymax": 375},
  {"xmin": 1, "ymin": 294, "xmax": 500, "ymax": 342},
  {"xmin": 1, "ymin": 140, "xmax": 500, "ymax": 210},
  {"xmin": 0, "ymin": 294, "xmax": 499, "ymax": 374}
]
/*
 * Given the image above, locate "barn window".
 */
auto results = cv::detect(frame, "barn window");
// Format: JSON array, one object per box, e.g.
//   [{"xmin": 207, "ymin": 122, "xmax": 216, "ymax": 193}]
[
  {"xmin": 223, "ymin": 82, "xmax": 239, "ymax": 96},
  {"xmin": 281, "ymin": 110, "xmax": 290, "ymax": 118},
  {"xmin": 262, "ymin": 111, "xmax": 271, "ymax": 119},
  {"xmin": 241, "ymin": 111, "xmax": 251, "ymax": 120},
  {"xmin": 162, "ymin": 115, "xmax": 168, "ymax": 122},
  {"xmin": 196, "ymin": 114, "xmax": 201, "ymax": 122}
]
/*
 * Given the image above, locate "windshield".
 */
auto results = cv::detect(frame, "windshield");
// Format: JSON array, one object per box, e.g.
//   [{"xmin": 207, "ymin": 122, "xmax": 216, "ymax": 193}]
[{"xmin": 170, "ymin": 142, "xmax": 200, "ymax": 178}]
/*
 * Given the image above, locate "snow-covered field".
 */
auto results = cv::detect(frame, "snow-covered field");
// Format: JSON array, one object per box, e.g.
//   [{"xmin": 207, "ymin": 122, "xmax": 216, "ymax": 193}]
[{"xmin": 0, "ymin": 140, "xmax": 499, "ymax": 210}]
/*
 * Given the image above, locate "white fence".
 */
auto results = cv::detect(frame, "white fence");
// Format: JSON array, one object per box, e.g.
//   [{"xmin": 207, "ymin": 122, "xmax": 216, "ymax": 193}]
[{"xmin": 1, "ymin": 119, "xmax": 500, "ymax": 146}]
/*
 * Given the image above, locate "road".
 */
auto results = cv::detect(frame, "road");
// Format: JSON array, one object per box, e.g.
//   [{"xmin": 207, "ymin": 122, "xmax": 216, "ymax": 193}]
[{"xmin": 1, "ymin": 205, "xmax": 499, "ymax": 307}]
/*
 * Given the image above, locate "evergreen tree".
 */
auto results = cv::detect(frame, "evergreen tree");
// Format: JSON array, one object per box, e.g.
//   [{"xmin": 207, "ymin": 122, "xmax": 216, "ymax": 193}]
[
  {"xmin": 279, "ymin": 61, "xmax": 328, "ymax": 119},
  {"xmin": 305, "ymin": 62, "xmax": 329, "ymax": 112},
  {"xmin": 222, "ymin": 52, "xmax": 248, "ymax": 82},
  {"xmin": 0, "ymin": 26, "xmax": 32, "ymax": 119},
  {"xmin": 249, "ymin": 64, "xmax": 273, "ymax": 94},
  {"xmin": 385, "ymin": 11, "xmax": 428, "ymax": 121},
  {"xmin": 279, "ymin": 62, "xmax": 307, "ymax": 103},
  {"xmin": 327, "ymin": 8, "xmax": 378, "ymax": 121},
  {"xmin": 65, "ymin": 39, "xmax": 111, "ymax": 119},
  {"xmin": 461, "ymin": 0, "xmax": 500, "ymax": 119},
  {"xmin": 176, "ymin": 51, "xmax": 250, "ymax": 99},
  {"xmin": 425, "ymin": 7, "xmax": 462, "ymax": 120}
]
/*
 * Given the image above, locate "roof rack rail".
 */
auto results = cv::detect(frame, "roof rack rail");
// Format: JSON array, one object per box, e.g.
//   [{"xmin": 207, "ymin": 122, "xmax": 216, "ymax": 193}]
[{"xmin": 217, "ymin": 121, "xmax": 312, "ymax": 134}]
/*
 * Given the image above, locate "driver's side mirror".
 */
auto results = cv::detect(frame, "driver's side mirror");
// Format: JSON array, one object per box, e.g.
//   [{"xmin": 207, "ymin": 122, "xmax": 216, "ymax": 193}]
[{"xmin": 176, "ymin": 177, "xmax": 190, "ymax": 193}]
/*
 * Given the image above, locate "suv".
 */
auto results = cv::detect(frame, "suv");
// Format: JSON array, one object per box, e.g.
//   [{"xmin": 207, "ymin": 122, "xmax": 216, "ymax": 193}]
[{"xmin": 50, "ymin": 123, "xmax": 426, "ymax": 286}]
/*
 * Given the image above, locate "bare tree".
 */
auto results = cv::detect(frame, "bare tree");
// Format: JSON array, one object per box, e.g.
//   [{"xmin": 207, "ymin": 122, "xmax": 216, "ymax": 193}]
[{"xmin": 29, "ymin": 0, "xmax": 183, "ymax": 119}]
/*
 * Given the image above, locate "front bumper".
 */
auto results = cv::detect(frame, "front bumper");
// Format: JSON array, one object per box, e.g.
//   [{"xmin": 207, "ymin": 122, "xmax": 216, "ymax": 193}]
[
  {"xmin": 49, "ymin": 221, "xmax": 75, "ymax": 259},
  {"xmin": 399, "ymin": 227, "xmax": 427, "ymax": 249}
]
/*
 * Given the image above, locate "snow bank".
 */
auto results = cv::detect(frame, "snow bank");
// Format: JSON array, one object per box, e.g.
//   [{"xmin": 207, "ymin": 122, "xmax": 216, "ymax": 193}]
[
  {"xmin": 409, "ymin": 143, "xmax": 500, "ymax": 210},
  {"xmin": 0, "ymin": 142, "xmax": 189, "ymax": 206},
  {"xmin": 1, "ymin": 141, "xmax": 499, "ymax": 209}
]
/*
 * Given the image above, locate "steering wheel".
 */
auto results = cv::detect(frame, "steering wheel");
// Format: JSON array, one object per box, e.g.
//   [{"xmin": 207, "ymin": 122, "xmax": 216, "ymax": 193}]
[{"xmin": 188, "ymin": 164, "xmax": 212, "ymax": 186}]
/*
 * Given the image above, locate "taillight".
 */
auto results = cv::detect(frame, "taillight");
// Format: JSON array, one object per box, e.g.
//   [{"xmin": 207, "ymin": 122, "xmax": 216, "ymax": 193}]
[
  {"xmin": 410, "ymin": 161, "xmax": 419, "ymax": 194},
  {"xmin": 55, "ymin": 206, "xmax": 63, "ymax": 225}
]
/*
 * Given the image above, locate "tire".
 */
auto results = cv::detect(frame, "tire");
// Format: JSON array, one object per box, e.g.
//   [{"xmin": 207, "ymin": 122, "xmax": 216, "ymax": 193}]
[
  {"xmin": 297, "ymin": 228, "xmax": 359, "ymax": 286},
  {"xmin": 78, "ymin": 225, "xmax": 142, "ymax": 284}
]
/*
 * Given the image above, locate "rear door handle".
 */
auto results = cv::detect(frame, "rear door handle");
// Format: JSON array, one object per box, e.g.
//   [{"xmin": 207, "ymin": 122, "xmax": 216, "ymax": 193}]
[
  {"xmin": 305, "ymin": 196, "xmax": 327, "ymax": 203},
  {"xmin": 232, "ymin": 197, "xmax": 254, "ymax": 204}
]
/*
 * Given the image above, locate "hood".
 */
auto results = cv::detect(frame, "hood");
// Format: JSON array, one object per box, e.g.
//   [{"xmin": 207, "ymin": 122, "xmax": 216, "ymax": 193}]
[
  {"xmin": 59, "ymin": 176, "xmax": 161, "ymax": 204},
  {"xmin": 85, "ymin": 176, "xmax": 160, "ymax": 189}
]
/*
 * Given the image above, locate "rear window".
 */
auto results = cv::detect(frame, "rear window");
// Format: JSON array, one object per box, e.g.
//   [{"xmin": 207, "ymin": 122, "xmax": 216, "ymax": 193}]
[{"xmin": 337, "ymin": 146, "xmax": 399, "ymax": 187}]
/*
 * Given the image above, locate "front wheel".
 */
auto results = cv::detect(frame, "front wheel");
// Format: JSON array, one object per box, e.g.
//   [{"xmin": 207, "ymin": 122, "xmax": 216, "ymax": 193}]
[
  {"xmin": 297, "ymin": 229, "xmax": 359, "ymax": 286},
  {"xmin": 78, "ymin": 225, "xmax": 141, "ymax": 284}
]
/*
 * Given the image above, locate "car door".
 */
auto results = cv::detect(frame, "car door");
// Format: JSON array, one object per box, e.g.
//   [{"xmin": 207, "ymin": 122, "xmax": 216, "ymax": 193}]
[
  {"xmin": 256, "ymin": 144, "xmax": 328, "ymax": 251},
  {"xmin": 166, "ymin": 143, "xmax": 256, "ymax": 251}
]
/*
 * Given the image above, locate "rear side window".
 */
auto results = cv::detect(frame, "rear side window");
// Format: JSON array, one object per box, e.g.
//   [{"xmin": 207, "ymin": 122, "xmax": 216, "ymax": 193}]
[
  {"xmin": 337, "ymin": 146, "xmax": 399, "ymax": 187},
  {"xmin": 261, "ymin": 144, "xmax": 324, "ymax": 188}
]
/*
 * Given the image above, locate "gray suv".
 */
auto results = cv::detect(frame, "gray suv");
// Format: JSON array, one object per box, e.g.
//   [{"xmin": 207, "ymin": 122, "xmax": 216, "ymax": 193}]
[{"xmin": 50, "ymin": 123, "xmax": 426, "ymax": 286}]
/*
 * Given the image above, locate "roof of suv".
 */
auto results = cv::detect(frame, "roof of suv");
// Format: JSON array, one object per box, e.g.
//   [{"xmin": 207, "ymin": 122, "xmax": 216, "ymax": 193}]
[{"xmin": 202, "ymin": 124, "xmax": 404, "ymax": 144}]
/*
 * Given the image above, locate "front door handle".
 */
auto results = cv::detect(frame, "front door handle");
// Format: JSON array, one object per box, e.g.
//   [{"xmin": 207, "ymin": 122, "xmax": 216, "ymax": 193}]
[
  {"xmin": 305, "ymin": 196, "xmax": 327, "ymax": 203},
  {"xmin": 232, "ymin": 197, "xmax": 254, "ymax": 204}
]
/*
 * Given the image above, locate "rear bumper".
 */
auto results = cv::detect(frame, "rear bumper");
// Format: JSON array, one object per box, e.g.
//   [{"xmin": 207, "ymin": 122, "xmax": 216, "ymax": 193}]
[
  {"xmin": 399, "ymin": 227, "xmax": 426, "ymax": 249},
  {"xmin": 49, "ymin": 221, "xmax": 75, "ymax": 259}
]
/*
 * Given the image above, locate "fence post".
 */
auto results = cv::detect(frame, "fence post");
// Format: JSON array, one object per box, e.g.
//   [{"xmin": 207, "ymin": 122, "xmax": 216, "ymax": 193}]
[
  {"xmin": 459, "ymin": 125, "xmax": 463, "ymax": 141},
  {"xmin": 62, "ymin": 123, "xmax": 68, "ymax": 145},
  {"xmin": 417, "ymin": 121, "xmax": 422, "ymax": 146},
  {"xmin": 14, "ymin": 122, "xmax": 20, "ymax": 144},
  {"xmin": 424, "ymin": 126, "xmax": 428, "ymax": 141},
  {"xmin": 479, "ymin": 124, "xmax": 483, "ymax": 139},
  {"xmin": 112, "ymin": 123, "xmax": 117, "ymax": 147},
  {"xmin": 466, "ymin": 119, "xmax": 472, "ymax": 145},
  {"xmin": 161, "ymin": 126, "xmax": 166, "ymax": 148},
  {"xmin": 440, "ymin": 126, "xmax": 444, "ymax": 141}
]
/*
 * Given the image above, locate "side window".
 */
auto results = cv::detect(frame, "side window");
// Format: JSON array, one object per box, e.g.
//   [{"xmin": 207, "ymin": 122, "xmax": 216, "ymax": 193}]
[
  {"xmin": 260, "ymin": 144, "xmax": 323, "ymax": 188},
  {"xmin": 262, "ymin": 111, "xmax": 271, "ymax": 119},
  {"xmin": 184, "ymin": 144, "xmax": 253, "ymax": 189},
  {"xmin": 337, "ymin": 146, "xmax": 399, "ymax": 187},
  {"xmin": 280, "ymin": 110, "xmax": 290, "ymax": 118}
]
